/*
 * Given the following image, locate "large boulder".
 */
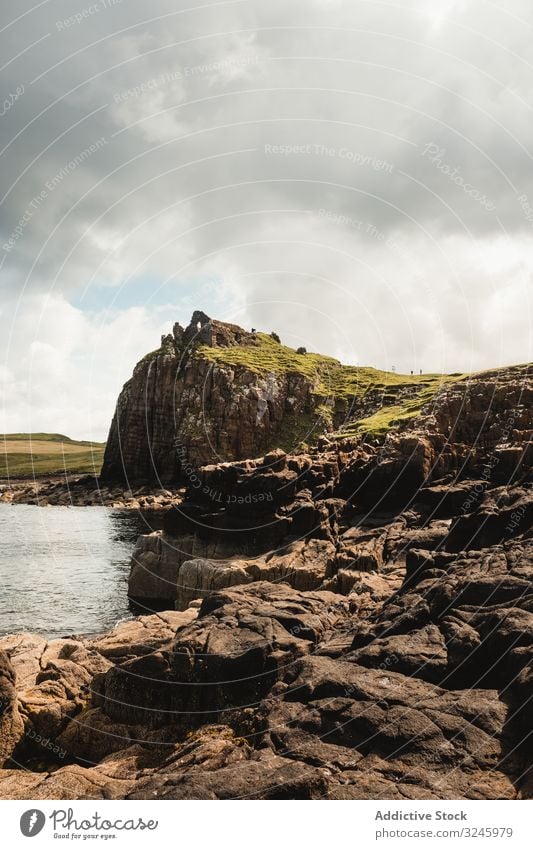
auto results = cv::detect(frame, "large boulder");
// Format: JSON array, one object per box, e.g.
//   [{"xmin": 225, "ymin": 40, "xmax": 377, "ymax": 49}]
[{"xmin": 0, "ymin": 651, "xmax": 24, "ymax": 767}]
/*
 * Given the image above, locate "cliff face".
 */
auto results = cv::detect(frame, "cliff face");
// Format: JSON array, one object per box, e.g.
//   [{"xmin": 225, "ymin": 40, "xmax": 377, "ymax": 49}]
[
  {"xmin": 101, "ymin": 312, "xmax": 321, "ymax": 483},
  {"xmin": 100, "ymin": 310, "xmax": 457, "ymax": 483},
  {"xmin": 127, "ymin": 362, "xmax": 532, "ymax": 608}
]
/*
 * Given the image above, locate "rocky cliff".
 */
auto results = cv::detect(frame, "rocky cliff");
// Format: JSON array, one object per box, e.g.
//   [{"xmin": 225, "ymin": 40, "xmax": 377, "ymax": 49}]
[
  {"xmin": 0, "ymin": 342, "xmax": 530, "ymax": 800},
  {"xmin": 128, "ymin": 363, "xmax": 531, "ymax": 608},
  {"xmin": 100, "ymin": 311, "xmax": 455, "ymax": 483}
]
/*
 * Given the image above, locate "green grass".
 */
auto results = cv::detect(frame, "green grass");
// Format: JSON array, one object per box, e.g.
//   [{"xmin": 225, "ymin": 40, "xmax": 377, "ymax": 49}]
[
  {"xmin": 198, "ymin": 332, "xmax": 446, "ymax": 396},
  {"xmin": 0, "ymin": 434, "xmax": 106, "ymax": 479},
  {"xmin": 139, "ymin": 349, "xmax": 164, "ymax": 366},
  {"xmin": 334, "ymin": 378, "xmax": 460, "ymax": 441},
  {"xmin": 270, "ymin": 409, "xmax": 332, "ymax": 453},
  {"xmin": 198, "ymin": 333, "xmax": 466, "ymax": 443}
]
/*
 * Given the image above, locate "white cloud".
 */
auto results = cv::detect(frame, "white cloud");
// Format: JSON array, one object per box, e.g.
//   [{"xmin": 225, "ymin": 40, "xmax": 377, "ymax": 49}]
[{"xmin": 0, "ymin": 295, "xmax": 171, "ymax": 440}]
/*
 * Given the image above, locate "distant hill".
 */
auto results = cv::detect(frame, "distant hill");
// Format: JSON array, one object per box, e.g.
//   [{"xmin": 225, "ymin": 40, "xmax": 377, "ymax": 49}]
[{"xmin": 0, "ymin": 434, "xmax": 106, "ymax": 480}]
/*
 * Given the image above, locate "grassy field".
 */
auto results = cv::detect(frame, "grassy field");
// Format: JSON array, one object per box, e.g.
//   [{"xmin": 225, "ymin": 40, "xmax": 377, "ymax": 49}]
[{"xmin": 0, "ymin": 434, "xmax": 106, "ymax": 479}]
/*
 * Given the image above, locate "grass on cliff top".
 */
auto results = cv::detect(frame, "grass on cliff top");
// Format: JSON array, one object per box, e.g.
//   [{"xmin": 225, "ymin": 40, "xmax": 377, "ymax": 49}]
[
  {"xmin": 198, "ymin": 333, "xmax": 466, "ymax": 440},
  {"xmin": 0, "ymin": 434, "xmax": 106, "ymax": 480},
  {"xmin": 198, "ymin": 333, "xmax": 446, "ymax": 397}
]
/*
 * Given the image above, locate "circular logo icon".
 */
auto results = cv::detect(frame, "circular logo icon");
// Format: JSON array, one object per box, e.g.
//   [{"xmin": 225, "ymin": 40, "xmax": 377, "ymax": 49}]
[{"xmin": 20, "ymin": 810, "xmax": 46, "ymax": 837}]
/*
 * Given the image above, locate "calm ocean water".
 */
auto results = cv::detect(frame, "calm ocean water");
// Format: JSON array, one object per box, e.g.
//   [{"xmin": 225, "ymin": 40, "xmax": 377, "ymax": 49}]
[{"xmin": 0, "ymin": 505, "xmax": 155, "ymax": 639}]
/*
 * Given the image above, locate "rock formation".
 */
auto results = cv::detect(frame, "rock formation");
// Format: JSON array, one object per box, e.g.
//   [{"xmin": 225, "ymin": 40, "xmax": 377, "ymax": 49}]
[
  {"xmin": 0, "ymin": 357, "xmax": 530, "ymax": 800},
  {"xmin": 100, "ymin": 311, "xmax": 455, "ymax": 484},
  {"xmin": 101, "ymin": 311, "xmax": 315, "ymax": 483},
  {"xmin": 128, "ymin": 364, "xmax": 531, "ymax": 608}
]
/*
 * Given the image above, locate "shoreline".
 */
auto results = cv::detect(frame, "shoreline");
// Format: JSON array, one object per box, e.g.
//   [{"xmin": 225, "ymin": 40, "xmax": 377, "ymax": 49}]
[
  {"xmin": 0, "ymin": 362, "xmax": 530, "ymax": 799},
  {"xmin": 0, "ymin": 474, "xmax": 185, "ymax": 509}
]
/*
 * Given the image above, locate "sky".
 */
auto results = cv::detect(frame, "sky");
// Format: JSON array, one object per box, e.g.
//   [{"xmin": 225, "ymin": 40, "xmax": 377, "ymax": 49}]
[{"xmin": 0, "ymin": 0, "xmax": 532, "ymax": 440}]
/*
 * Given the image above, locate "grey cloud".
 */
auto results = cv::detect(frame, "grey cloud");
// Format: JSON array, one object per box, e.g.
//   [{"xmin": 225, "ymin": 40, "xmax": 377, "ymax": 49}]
[{"xmin": 0, "ymin": 0, "xmax": 531, "ymax": 382}]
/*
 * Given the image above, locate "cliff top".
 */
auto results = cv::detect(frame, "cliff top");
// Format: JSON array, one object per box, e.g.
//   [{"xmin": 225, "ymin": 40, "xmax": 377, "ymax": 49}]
[
  {"xmin": 180, "ymin": 314, "xmax": 530, "ymax": 439},
  {"xmin": 155, "ymin": 311, "xmax": 465, "ymax": 438},
  {"xmin": 102, "ymin": 310, "xmax": 530, "ymax": 482}
]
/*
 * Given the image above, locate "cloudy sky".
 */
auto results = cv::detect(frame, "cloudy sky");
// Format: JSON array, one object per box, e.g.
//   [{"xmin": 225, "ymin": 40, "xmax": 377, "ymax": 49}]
[{"xmin": 0, "ymin": 0, "xmax": 532, "ymax": 440}]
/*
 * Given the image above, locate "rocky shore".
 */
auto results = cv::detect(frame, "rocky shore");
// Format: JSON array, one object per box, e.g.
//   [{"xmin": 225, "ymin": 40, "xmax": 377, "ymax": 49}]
[
  {"xmin": 0, "ymin": 476, "xmax": 184, "ymax": 510},
  {"xmin": 0, "ymin": 353, "xmax": 530, "ymax": 800}
]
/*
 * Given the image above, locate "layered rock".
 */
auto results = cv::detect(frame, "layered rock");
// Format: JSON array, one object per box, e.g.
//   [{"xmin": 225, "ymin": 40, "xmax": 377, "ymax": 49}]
[
  {"xmin": 0, "ymin": 566, "xmax": 530, "ymax": 799},
  {"xmin": 127, "ymin": 447, "xmax": 344, "ymax": 606},
  {"xmin": 100, "ymin": 310, "xmax": 461, "ymax": 484},
  {"xmin": 0, "ymin": 651, "xmax": 24, "ymax": 767},
  {"xmin": 127, "ymin": 363, "xmax": 531, "ymax": 611},
  {"xmin": 101, "ymin": 312, "xmax": 321, "ymax": 483},
  {"xmin": 0, "ymin": 610, "xmax": 197, "ymax": 770},
  {"xmin": 0, "ymin": 353, "xmax": 530, "ymax": 799}
]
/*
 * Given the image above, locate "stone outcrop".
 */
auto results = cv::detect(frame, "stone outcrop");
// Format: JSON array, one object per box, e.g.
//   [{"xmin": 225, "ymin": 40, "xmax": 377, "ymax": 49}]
[
  {"xmin": 0, "ymin": 561, "xmax": 531, "ymax": 799},
  {"xmin": 0, "ymin": 651, "xmax": 24, "ymax": 767},
  {"xmin": 127, "ymin": 364, "xmax": 531, "ymax": 610},
  {"xmin": 100, "ymin": 312, "xmax": 320, "ymax": 483},
  {"xmin": 0, "ymin": 349, "xmax": 530, "ymax": 799},
  {"xmin": 100, "ymin": 311, "xmax": 467, "ymax": 485},
  {"xmin": 0, "ymin": 610, "xmax": 197, "ymax": 770}
]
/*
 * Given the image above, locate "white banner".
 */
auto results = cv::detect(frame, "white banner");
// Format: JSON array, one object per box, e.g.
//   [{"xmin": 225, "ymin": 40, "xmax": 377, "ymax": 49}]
[{"xmin": 1, "ymin": 800, "xmax": 531, "ymax": 848}]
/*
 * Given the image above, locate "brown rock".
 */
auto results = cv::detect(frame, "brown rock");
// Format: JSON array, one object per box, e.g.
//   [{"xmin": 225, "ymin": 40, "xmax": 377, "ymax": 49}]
[{"xmin": 0, "ymin": 651, "xmax": 24, "ymax": 767}]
